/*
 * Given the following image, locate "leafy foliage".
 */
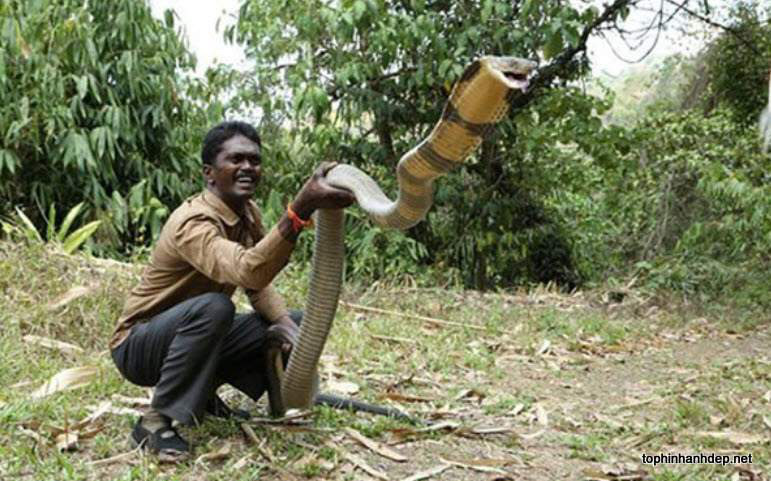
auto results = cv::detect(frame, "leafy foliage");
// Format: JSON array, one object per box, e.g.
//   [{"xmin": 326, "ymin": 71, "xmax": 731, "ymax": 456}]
[
  {"xmin": 228, "ymin": 0, "xmax": 622, "ymax": 288},
  {"xmin": 0, "ymin": 0, "xmax": 220, "ymax": 254},
  {"xmin": 1, "ymin": 202, "xmax": 101, "ymax": 254}
]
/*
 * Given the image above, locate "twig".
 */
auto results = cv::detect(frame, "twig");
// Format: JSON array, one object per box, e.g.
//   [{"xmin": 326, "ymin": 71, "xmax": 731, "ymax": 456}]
[
  {"xmin": 401, "ymin": 464, "xmax": 451, "ymax": 481},
  {"xmin": 339, "ymin": 301, "xmax": 485, "ymax": 331},
  {"xmin": 344, "ymin": 427, "xmax": 408, "ymax": 462},
  {"xmin": 346, "ymin": 452, "xmax": 390, "ymax": 480},
  {"xmin": 369, "ymin": 334, "xmax": 417, "ymax": 344}
]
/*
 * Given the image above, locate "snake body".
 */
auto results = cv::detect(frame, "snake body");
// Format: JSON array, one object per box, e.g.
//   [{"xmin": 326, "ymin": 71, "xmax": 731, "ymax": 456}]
[{"xmin": 270, "ymin": 56, "xmax": 537, "ymax": 413}]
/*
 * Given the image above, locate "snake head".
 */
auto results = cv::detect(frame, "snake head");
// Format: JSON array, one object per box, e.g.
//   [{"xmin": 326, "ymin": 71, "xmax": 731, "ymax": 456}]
[{"xmin": 481, "ymin": 56, "xmax": 538, "ymax": 92}]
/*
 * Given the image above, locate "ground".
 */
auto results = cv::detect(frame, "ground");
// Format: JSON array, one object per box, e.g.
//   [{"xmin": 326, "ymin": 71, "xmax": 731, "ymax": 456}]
[{"xmin": 0, "ymin": 242, "xmax": 768, "ymax": 480}]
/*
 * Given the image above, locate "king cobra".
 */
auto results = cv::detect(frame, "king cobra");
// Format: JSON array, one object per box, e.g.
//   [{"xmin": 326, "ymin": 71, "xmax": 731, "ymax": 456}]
[{"xmin": 265, "ymin": 56, "xmax": 537, "ymax": 418}]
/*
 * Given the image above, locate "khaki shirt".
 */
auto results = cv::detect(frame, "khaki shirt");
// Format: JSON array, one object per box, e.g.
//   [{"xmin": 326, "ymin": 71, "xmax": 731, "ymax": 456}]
[{"xmin": 110, "ymin": 190, "xmax": 295, "ymax": 349}]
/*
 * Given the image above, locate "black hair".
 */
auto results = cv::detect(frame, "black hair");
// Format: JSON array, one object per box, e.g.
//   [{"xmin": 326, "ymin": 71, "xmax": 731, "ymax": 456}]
[{"xmin": 201, "ymin": 121, "xmax": 261, "ymax": 165}]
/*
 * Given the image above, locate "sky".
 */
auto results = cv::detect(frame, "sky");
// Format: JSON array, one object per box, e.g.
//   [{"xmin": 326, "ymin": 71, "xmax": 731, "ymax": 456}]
[{"xmin": 148, "ymin": 0, "xmax": 708, "ymax": 78}]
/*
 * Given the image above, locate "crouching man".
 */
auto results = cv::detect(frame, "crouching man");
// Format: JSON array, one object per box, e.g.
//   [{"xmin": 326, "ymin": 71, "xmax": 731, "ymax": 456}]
[{"xmin": 109, "ymin": 121, "xmax": 355, "ymax": 459}]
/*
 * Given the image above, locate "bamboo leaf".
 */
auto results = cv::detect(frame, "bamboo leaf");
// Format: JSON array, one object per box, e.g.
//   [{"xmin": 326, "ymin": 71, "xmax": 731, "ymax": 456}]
[
  {"xmin": 62, "ymin": 220, "xmax": 101, "ymax": 254},
  {"xmin": 57, "ymin": 202, "xmax": 84, "ymax": 240}
]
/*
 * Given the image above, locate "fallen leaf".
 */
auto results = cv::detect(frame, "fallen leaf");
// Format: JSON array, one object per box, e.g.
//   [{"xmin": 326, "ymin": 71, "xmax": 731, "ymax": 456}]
[
  {"xmin": 111, "ymin": 394, "xmax": 151, "ymax": 406},
  {"xmin": 346, "ymin": 452, "xmax": 389, "ymax": 480},
  {"xmin": 345, "ymin": 427, "xmax": 407, "ymax": 462},
  {"xmin": 440, "ymin": 457, "xmax": 507, "ymax": 474},
  {"xmin": 508, "ymin": 403, "xmax": 525, "ymax": 416},
  {"xmin": 327, "ymin": 380, "xmax": 360, "ymax": 396},
  {"xmin": 31, "ymin": 366, "xmax": 98, "ymax": 399},
  {"xmin": 18, "ymin": 427, "xmax": 47, "ymax": 445},
  {"xmin": 195, "ymin": 441, "xmax": 231, "ymax": 463},
  {"xmin": 763, "ymin": 416, "xmax": 771, "ymax": 430},
  {"xmin": 73, "ymin": 401, "xmax": 113, "ymax": 430},
  {"xmin": 241, "ymin": 423, "xmax": 260, "ymax": 444},
  {"xmin": 56, "ymin": 432, "xmax": 78, "ymax": 452},
  {"xmin": 22, "ymin": 335, "xmax": 84, "ymax": 355},
  {"xmin": 534, "ymin": 404, "xmax": 549, "ymax": 426},
  {"xmin": 469, "ymin": 426, "xmax": 516, "ymax": 435},
  {"xmin": 47, "ymin": 286, "xmax": 92, "ymax": 311},
  {"xmin": 383, "ymin": 392, "xmax": 436, "ymax": 403},
  {"xmin": 710, "ymin": 415, "xmax": 726, "ymax": 427},
  {"xmin": 693, "ymin": 431, "xmax": 764, "ymax": 445},
  {"xmin": 416, "ymin": 420, "xmax": 461, "ymax": 432},
  {"xmin": 401, "ymin": 464, "xmax": 451, "ymax": 481},
  {"xmin": 232, "ymin": 455, "xmax": 251, "ymax": 470}
]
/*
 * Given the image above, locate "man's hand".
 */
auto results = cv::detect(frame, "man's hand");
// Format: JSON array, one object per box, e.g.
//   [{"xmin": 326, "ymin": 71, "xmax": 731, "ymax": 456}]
[
  {"xmin": 291, "ymin": 162, "xmax": 356, "ymax": 219},
  {"xmin": 267, "ymin": 315, "xmax": 300, "ymax": 354}
]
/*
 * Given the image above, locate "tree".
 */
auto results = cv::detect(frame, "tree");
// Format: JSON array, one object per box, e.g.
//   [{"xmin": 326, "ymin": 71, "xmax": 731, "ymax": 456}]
[
  {"xmin": 227, "ymin": 0, "xmax": 732, "ymax": 288},
  {"xmin": 0, "ymin": 0, "xmax": 221, "ymax": 253}
]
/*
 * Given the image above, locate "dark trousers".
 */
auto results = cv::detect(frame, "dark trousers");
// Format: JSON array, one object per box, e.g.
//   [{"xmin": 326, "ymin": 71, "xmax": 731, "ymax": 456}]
[{"xmin": 111, "ymin": 292, "xmax": 300, "ymax": 426}]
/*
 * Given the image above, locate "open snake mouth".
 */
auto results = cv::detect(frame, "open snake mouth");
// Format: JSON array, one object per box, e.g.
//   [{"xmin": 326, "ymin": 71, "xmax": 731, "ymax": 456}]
[{"xmin": 484, "ymin": 56, "xmax": 537, "ymax": 92}]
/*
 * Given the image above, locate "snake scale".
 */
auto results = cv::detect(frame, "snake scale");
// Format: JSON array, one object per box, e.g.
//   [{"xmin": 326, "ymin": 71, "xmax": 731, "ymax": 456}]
[{"xmin": 266, "ymin": 56, "xmax": 537, "ymax": 416}]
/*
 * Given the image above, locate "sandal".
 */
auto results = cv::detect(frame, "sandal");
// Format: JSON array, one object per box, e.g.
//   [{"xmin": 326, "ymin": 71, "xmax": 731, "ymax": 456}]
[{"xmin": 131, "ymin": 417, "xmax": 190, "ymax": 460}]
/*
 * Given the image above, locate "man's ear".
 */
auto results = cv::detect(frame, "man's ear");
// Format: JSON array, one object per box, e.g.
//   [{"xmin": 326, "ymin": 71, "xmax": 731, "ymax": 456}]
[{"xmin": 203, "ymin": 164, "xmax": 214, "ymax": 186}]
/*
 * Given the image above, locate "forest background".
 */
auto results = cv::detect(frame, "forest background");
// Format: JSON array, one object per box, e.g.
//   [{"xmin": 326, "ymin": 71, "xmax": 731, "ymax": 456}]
[{"xmin": 1, "ymin": 0, "xmax": 769, "ymax": 308}]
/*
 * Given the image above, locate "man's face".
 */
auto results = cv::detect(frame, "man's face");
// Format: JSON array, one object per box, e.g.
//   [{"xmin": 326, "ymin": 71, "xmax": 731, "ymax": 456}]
[{"xmin": 204, "ymin": 134, "xmax": 262, "ymax": 209}]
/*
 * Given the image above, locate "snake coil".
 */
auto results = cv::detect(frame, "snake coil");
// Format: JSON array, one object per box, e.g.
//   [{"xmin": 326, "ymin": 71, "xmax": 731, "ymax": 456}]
[{"xmin": 269, "ymin": 56, "xmax": 537, "ymax": 413}]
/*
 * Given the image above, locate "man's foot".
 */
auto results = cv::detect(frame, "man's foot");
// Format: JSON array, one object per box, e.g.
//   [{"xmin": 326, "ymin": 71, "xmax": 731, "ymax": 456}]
[
  {"xmin": 131, "ymin": 415, "xmax": 189, "ymax": 462},
  {"xmin": 205, "ymin": 394, "xmax": 251, "ymax": 420}
]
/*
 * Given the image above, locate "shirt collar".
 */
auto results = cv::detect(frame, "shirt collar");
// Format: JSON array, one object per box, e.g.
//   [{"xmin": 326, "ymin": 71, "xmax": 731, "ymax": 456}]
[{"xmin": 201, "ymin": 190, "xmax": 255, "ymax": 227}]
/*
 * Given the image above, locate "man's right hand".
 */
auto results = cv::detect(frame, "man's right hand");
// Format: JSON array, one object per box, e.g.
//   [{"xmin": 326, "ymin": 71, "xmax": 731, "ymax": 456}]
[{"xmin": 291, "ymin": 162, "xmax": 356, "ymax": 219}]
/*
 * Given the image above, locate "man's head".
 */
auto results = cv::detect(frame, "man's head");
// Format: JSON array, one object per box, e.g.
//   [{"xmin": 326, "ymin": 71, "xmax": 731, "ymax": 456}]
[{"xmin": 201, "ymin": 121, "xmax": 262, "ymax": 212}]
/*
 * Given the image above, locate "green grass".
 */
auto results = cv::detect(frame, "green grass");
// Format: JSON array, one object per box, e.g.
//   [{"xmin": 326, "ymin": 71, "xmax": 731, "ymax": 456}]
[{"xmin": 0, "ymin": 240, "xmax": 769, "ymax": 480}]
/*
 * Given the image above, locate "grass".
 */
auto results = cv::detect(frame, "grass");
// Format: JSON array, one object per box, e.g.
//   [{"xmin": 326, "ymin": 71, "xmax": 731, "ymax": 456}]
[{"xmin": 0, "ymin": 240, "xmax": 769, "ymax": 480}]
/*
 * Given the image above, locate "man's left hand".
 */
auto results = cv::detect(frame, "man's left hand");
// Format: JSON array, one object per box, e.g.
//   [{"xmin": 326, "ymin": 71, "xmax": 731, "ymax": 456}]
[{"xmin": 267, "ymin": 315, "xmax": 299, "ymax": 353}]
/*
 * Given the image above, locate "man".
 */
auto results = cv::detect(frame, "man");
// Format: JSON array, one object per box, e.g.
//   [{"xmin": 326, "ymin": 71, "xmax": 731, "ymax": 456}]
[{"xmin": 110, "ymin": 121, "xmax": 355, "ymax": 459}]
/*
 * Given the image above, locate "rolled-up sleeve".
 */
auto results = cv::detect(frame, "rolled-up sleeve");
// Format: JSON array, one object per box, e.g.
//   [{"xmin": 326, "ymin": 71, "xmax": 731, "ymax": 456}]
[
  {"xmin": 174, "ymin": 215, "xmax": 295, "ymax": 291},
  {"xmin": 246, "ymin": 284, "xmax": 288, "ymax": 322}
]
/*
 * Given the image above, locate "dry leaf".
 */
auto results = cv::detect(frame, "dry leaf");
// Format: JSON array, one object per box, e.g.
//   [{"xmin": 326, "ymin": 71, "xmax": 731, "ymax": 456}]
[
  {"xmin": 694, "ymin": 431, "xmax": 764, "ymax": 445},
  {"xmin": 195, "ymin": 441, "xmax": 231, "ymax": 463},
  {"xmin": 241, "ymin": 423, "xmax": 260, "ymax": 444},
  {"xmin": 763, "ymin": 416, "xmax": 771, "ymax": 430},
  {"xmin": 56, "ymin": 432, "xmax": 78, "ymax": 452},
  {"xmin": 383, "ymin": 392, "xmax": 435, "ymax": 403},
  {"xmin": 232, "ymin": 455, "xmax": 251, "ymax": 470},
  {"xmin": 47, "ymin": 286, "xmax": 92, "ymax": 311},
  {"xmin": 111, "ymin": 394, "xmax": 151, "ymax": 406},
  {"xmin": 346, "ymin": 452, "xmax": 389, "ymax": 480},
  {"xmin": 18, "ymin": 427, "xmax": 47, "ymax": 445},
  {"xmin": 440, "ymin": 457, "xmax": 507, "ymax": 474},
  {"xmin": 416, "ymin": 420, "xmax": 461, "ymax": 432},
  {"xmin": 327, "ymin": 380, "xmax": 360, "ymax": 395},
  {"xmin": 400, "ymin": 464, "xmax": 451, "ymax": 481},
  {"xmin": 22, "ymin": 335, "xmax": 84, "ymax": 355},
  {"xmin": 345, "ymin": 427, "xmax": 407, "ymax": 462},
  {"xmin": 534, "ymin": 404, "xmax": 549, "ymax": 426},
  {"xmin": 508, "ymin": 403, "xmax": 525, "ymax": 416},
  {"xmin": 710, "ymin": 415, "xmax": 726, "ymax": 427},
  {"xmin": 73, "ymin": 401, "xmax": 113, "ymax": 429},
  {"xmin": 31, "ymin": 366, "xmax": 98, "ymax": 399},
  {"xmin": 87, "ymin": 448, "xmax": 140, "ymax": 466}
]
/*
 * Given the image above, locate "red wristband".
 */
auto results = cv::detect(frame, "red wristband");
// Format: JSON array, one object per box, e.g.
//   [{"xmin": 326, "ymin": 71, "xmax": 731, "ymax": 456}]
[{"xmin": 287, "ymin": 203, "xmax": 312, "ymax": 233}]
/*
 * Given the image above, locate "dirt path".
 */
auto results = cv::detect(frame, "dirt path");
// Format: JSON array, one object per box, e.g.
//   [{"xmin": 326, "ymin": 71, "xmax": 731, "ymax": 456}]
[{"xmin": 345, "ymin": 323, "xmax": 771, "ymax": 481}]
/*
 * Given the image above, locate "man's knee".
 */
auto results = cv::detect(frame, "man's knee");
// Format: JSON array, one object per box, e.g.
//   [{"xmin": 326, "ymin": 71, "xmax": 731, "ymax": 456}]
[{"xmin": 196, "ymin": 292, "xmax": 235, "ymax": 332}]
